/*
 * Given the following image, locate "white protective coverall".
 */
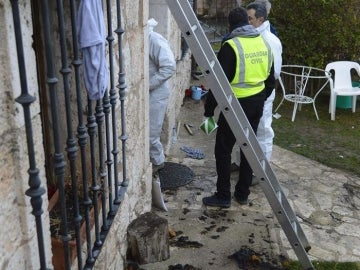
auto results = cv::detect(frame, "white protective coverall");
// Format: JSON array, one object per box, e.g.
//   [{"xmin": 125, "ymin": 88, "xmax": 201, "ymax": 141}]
[
  {"xmin": 234, "ymin": 20, "xmax": 282, "ymax": 165},
  {"xmin": 148, "ymin": 19, "xmax": 176, "ymax": 166},
  {"xmin": 256, "ymin": 20, "xmax": 282, "ymax": 161}
]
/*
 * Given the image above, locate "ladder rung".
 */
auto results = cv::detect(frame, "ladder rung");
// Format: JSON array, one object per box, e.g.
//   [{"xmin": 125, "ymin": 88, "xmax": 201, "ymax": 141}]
[
  {"xmin": 292, "ymin": 221, "xmax": 298, "ymax": 234},
  {"xmin": 243, "ymin": 127, "xmax": 249, "ymax": 139},
  {"xmin": 209, "ymin": 60, "xmax": 215, "ymax": 68},
  {"xmin": 260, "ymin": 159, "xmax": 266, "ymax": 169},
  {"xmin": 191, "ymin": 24, "xmax": 198, "ymax": 32},
  {"xmin": 276, "ymin": 191, "xmax": 282, "ymax": 204}
]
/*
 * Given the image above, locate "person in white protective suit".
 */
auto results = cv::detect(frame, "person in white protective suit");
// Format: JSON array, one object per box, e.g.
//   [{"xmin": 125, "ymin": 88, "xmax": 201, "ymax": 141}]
[
  {"xmin": 232, "ymin": 2, "xmax": 282, "ymax": 183},
  {"xmin": 247, "ymin": 2, "xmax": 282, "ymax": 160},
  {"xmin": 148, "ymin": 18, "xmax": 177, "ymax": 173},
  {"xmin": 253, "ymin": 0, "xmax": 278, "ymax": 36}
]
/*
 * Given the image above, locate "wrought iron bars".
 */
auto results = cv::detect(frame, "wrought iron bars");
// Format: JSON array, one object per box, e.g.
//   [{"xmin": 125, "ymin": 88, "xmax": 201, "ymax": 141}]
[
  {"xmin": 69, "ymin": 0, "xmax": 94, "ymax": 265},
  {"xmin": 56, "ymin": 0, "xmax": 83, "ymax": 268},
  {"xmin": 104, "ymin": 0, "xmax": 117, "ymax": 216},
  {"xmin": 116, "ymin": 0, "xmax": 129, "ymax": 193},
  {"xmin": 11, "ymin": 0, "xmax": 131, "ymax": 268},
  {"xmin": 87, "ymin": 99, "xmax": 101, "ymax": 247},
  {"xmin": 40, "ymin": 0, "xmax": 71, "ymax": 268},
  {"xmin": 10, "ymin": 1, "xmax": 49, "ymax": 269}
]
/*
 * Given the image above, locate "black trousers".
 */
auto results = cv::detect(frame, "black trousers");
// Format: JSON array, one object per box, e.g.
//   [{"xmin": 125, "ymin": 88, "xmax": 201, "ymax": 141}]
[{"xmin": 214, "ymin": 90, "xmax": 266, "ymax": 200}]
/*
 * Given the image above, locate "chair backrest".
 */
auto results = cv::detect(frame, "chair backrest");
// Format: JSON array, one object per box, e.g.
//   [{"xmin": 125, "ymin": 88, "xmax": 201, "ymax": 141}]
[{"xmin": 325, "ymin": 61, "xmax": 360, "ymax": 89}]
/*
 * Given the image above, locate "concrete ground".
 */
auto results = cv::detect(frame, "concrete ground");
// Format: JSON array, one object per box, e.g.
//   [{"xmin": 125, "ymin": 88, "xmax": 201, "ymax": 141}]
[{"xmin": 141, "ymin": 94, "xmax": 360, "ymax": 270}]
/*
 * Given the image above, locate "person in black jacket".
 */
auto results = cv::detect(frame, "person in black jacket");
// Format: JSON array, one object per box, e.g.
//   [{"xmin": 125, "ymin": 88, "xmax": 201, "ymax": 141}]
[{"xmin": 202, "ymin": 7, "xmax": 275, "ymax": 208}]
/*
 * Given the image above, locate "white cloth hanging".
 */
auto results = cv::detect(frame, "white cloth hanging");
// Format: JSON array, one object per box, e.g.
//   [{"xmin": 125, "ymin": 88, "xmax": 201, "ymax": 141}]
[{"xmin": 77, "ymin": 0, "xmax": 107, "ymax": 100}]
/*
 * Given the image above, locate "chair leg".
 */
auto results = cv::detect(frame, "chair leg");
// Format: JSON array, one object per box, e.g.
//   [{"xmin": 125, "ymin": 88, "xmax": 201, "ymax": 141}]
[
  {"xmin": 291, "ymin": 102, "xmax": 298, "ymax": 122},
  {"xmin": 330, "ymin": 93, "xmax": 336, "ymax": 120},
  {"xmin": 275, "ymin": 98, "xmax": 284, "ymax": 112},
  {"xmin": 352, "ymin": 96, "xmax": 357, "ymax": 113},
  {"xmin": 331, "ymin": 104, "xmax": 336, "ymax": 120},
  {"xmin": 313, "ymin": 103, "xmax": 319, "ymax": 120}
]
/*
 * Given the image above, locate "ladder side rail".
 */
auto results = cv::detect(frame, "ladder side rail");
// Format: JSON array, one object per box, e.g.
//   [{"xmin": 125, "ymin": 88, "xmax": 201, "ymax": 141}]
[
  {"xmin": 166, "ymin": 1, "xmax": 314, "ymax": 269},
  {"xmin": 259, "ymin": 156, "xmax": 311, "ymax": 250},
  {"xmin": 253, "ymin": 154, "xmax": 311, "ymax": 251},
  {"xmin": 169, "ymin": 2, "xmax": 219, "ymax": 74}
]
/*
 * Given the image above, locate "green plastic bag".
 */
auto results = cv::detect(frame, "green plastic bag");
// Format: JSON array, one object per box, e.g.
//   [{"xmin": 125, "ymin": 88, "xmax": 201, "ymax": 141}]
[{"xmin": 200, "ymin": 116, "xmax": 218, "ymax": 135}]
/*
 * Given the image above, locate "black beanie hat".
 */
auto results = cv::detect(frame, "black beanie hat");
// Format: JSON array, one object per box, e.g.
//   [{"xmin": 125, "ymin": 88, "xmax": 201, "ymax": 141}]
[{"xmin": 228, "ymin": 7, "xmax": 249, "ymax": 30}]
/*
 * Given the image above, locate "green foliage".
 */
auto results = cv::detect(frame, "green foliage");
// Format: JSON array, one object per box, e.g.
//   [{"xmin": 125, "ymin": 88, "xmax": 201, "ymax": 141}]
[
  {"xmin": 284, "ymin": 260, "xmax": 360, "ymax": 270},
  {"xmin": 267, "ymin": 0, "xmax": 360, "ymax": 68}
]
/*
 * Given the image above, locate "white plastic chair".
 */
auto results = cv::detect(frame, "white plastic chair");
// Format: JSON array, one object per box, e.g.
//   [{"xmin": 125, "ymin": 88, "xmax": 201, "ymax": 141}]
[{"xmin": 325, "ymin": 61, "xmax": 360, "ymax": 120}]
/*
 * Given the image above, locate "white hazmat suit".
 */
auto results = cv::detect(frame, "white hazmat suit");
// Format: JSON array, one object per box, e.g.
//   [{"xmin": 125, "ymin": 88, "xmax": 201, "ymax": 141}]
[
  {"xmin": 148, "ymin": 19, "xmax": 176, "ymax": 167},
  {"xmin": 255, "ymin": 20, "xmax": 282, "ymax": 161}
]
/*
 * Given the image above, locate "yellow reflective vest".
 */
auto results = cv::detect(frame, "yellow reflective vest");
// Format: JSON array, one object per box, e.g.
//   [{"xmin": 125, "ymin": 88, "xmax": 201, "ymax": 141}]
[{"xmin": 224, "ymin": 36, "xmax": 273, "ymax": 98}]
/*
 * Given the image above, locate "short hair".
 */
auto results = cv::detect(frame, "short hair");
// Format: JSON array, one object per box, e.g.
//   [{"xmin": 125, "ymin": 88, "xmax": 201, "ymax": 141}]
[
  {"xmin": 228, "ymin": 7, "xmax": 249, "ymax": 29},
  {"xmin": 246, "ymin": 2, "xmax": 268, "ymax": 21},
  {"xmin": 254, "ymin": 0, "xmax": 272, "ymax": 14}
]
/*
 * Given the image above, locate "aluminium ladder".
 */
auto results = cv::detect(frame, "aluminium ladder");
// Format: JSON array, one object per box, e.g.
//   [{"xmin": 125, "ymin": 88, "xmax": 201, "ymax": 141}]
[{"xmin": 165, "ymin": 1, "xmax": 314, "ymax": 269}]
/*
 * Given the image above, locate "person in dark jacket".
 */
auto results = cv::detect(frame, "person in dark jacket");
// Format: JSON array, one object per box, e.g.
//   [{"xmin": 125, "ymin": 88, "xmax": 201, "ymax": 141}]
[{"xmin": 202, "ymin": 7, "xmax": 275, "ymax": 208}]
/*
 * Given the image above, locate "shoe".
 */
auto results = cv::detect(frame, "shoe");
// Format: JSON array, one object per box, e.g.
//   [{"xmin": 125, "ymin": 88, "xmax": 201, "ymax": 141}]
[
  {"xmin": 202, "ymin": 194, "xmax": 231, "ymax": 208},
  {"xmin": 152, "ymin": 163, "xmax": 165, "ymax": 174},
  {"xmin": 251, "ymin": 174, "xmax": 260, "ymax": 186},
  {"xmin": 234, "ymin": 192, "xmax": 248, "ymax": 205},
  {"xmin": 230, "ymin": 162, "xmax": 240, "ymax": 172}
]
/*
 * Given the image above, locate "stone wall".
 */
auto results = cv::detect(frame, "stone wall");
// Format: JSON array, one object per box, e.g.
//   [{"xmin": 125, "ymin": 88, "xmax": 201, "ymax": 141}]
[
  {"xmin": 0, "ymin": 0, "xmax": 191, "ymax": 269},
  {"xmin": 196, "ymin": 0, "xmax": 239, "ymax": 18}
]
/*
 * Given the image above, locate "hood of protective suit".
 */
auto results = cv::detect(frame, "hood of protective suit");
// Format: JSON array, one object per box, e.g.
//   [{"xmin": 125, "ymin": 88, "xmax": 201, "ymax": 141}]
[
  {"xmin": 147, "ymin": 18, "xmax": 158, "ymax": 33},
  {"xmin": 256, "ymin": 20, "xmax": 271, "ymax": 34}
]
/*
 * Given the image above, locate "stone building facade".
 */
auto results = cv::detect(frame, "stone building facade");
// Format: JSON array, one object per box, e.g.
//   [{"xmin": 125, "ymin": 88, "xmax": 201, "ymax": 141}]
[
  {"xmin": 0, "ymin": 0, "xmax": 191, "ymax": 269},
  {"xmin": 196, "ymin": 0, "xmax": 239, "ymax": 18}
]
